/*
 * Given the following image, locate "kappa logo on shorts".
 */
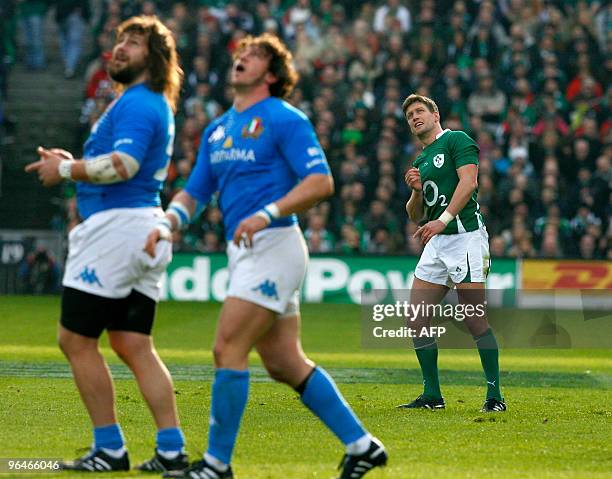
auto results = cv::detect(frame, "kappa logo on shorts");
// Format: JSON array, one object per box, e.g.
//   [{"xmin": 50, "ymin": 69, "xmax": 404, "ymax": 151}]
[
  {"xmin": 74, "ymin": 266, "xmax": 103, "ymax": 287},
  {"xmin": 252, "ymin": 279, "xmax": 279, "ymax": 300},
  {"xmin": 433, "ymin": 154, "xmax": 445, "ymax": 168}
]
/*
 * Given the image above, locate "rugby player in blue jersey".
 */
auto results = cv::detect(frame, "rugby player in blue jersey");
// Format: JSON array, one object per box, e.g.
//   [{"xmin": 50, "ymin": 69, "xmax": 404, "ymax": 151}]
[
  {"xmin": 26, "ymin": 16, "xmax": 189, "ymax": 474},
  {"xmin": 144, "ymin": 34, "xmax": 388, "ymax": 479}
]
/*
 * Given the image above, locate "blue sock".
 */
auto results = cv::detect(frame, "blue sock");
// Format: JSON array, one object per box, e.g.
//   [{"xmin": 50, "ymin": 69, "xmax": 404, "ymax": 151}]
[
  {"xmin": 300, "ymin": 367, "xmax": 366, "ymax": 445},
  {"xmin": 157, "ymin": 427, "xmax": 185, "ymax": 452},
  {"xmin": 93, "ymin": 424, "xmax": 125, "ymax": 450},
  {"xmin": 207, "ymin": 368, "xmax": 249, "ymax": 465}
]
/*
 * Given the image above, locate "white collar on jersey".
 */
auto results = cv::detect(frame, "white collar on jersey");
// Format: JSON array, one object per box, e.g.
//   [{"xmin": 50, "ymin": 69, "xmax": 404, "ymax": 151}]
[{"xmin": 436, "ymin": 128, "xmax": 451, "ymax": 140}]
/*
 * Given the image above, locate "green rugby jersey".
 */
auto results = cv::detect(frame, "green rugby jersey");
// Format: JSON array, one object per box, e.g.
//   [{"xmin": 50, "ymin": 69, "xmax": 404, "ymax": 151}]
[{"xmin": 413, "ymin": 129, "xmax": 485, "ymax": 234}]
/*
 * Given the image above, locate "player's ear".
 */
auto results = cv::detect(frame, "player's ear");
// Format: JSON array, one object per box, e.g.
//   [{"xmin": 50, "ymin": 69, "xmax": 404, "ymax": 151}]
[
  {"xmin": 434, "ymin": 110, "xmax": 440, "ymax": 123},
  {"xmin": 265, "ymin": 71, "xmax": 278, "ymax": 85}
]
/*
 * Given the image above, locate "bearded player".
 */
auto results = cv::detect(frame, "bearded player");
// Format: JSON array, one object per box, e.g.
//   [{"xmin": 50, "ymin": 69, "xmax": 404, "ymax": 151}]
[
  {"xmin": 26, "ymin": 16, "xmax": 190, "ymax": 472},
  {"xmin": 400, "ymin": 94, "xmax": 506, "ymax": 412}
]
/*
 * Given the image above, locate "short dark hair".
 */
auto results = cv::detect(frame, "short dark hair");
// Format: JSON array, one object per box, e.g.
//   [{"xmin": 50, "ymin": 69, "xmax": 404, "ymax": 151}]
[
  {"xmin": 401, "ymin": 94, "xmax": 439, "ymax": 116},
  {"xmin": 233, "ymin": 33, "xmax": 299, "ymax": 99}
]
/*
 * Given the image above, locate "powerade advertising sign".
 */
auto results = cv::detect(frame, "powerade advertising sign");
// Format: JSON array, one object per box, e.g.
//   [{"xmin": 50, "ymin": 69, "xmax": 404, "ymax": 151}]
[{"xmin": 160, "ymin": 254, "xmax": 517, "ymax": 304}]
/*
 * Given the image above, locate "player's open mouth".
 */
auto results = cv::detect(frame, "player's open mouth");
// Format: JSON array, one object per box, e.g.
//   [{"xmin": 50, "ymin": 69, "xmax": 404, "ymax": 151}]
[
  {"xmin": 236, "ymin": 64, "xmax": 245, "ymax": 72},
  {"xmin": 414, "ymin": 121, "xmax": 424, "ymax": 128}
]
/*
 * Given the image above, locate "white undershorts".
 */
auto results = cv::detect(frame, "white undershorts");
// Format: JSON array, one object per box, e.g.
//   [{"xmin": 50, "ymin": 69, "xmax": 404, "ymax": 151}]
[
  {"xmin": 226, "ymin": 225, "xmax": 308, "ymax": 317},
  {"xmin": 63, "ymin": 207, "xmax": 172, "ymax": 300},
  {"xmin": 414, "ymin": 227, "xmax": 490, "ymax": 287}
]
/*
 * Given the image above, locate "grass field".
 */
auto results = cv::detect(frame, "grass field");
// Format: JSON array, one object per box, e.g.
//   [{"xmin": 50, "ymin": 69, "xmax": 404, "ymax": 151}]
[{"xmin": 0, "ymin": 296, "xmax": 611, "ymax": 478}]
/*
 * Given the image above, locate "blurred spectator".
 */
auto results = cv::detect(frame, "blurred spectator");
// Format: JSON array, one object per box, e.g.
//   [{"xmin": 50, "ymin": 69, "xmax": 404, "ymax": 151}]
[
  {"xmin": 17, "ymin": 0, "xmax": 47, "ymax": 70},
  {"xmin": 18, "ymin": 246, "xmax": 60, "ymax": 294},
  {"xmin": 578, "ymin": 234, "xmax": 598, "ymax": 259},
  {"xmin": 304, "ymin": 214, "xmax": 334, "ymax": 253},
  {"xmin": 167, "ymin": 158, "xmax": 192, "ymax": 198},
  {"xmin": 337, "ymin": 224, "xmax": 362, "ymax": 254},
  {"xmin": 0, "ymin": 1, "xmax": 17, "ymax": 99},
  {"xmin": 84, "ymin": 51, "xmax": 111, "ymax": 99},
  {"xmin": 468, "ymin": 72, "xmax": 507, "ymax": 131},
  {"xmin": 539, "ymin": 226, "xmax": 563, "ymax": 259},
  {"xmin": 363, "ymin": 200, "xmax": 399, "ymax": 239},
  {"xmin": 184, "ymin": 82, "xmax": 221, "ymax": 119},
  {"xmin": 489, "ymin": 235, "xmax": 506, "ymax": 257},
  {"xmin": 55, "ymin": 0, "xmax": 90, "ymax": 78},
  {"xmin": 198, "ymin": 230, "xmax": 222, "ymax": 253},
  {"xmin": 367, "ymin": 227, "xmax": 395, "ymax": 254},
  {"xmin": 373, "ymin": 0, "xmax": 411, "ymax": 34}
]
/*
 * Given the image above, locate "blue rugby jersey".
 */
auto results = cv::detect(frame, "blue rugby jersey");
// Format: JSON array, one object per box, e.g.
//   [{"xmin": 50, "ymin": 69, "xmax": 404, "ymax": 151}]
[
  {"xmin": 185, "ymin": 97, "xmax": 330, "ymax": 240},
  {"xmin": 77, "ymin": 83, "xmax": 175, "ymax": 219}
]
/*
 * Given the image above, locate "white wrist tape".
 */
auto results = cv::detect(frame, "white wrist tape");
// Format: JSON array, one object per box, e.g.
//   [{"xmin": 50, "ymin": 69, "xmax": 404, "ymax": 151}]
[
  {"xmin": 155, "ymin": 217, "xmax": 173, "ymax": 241},
  {"xmin": 58, "ymin": 160, "xmax": 74, "ymax": 180},
  {"xmin": 255, "ymin": 210, "xmax": 271, "ymax": 225},
  {"xmin": 166, "ymin": 201, "xmax": 191, "ymax": 230},
  {"xmin": 85, "ymin": 152, "xmax": 140, "ymax": 184},
  {"xmin": 438, "ymin": 210, "xmax": 455, "ymax": 226},
  {"xmin": 255, "ymin": 202, "xmax": 281, "ymax": 225},
  {"xmin": 264, "ymin": 202, "xmax": 280, "ymax": 219}
]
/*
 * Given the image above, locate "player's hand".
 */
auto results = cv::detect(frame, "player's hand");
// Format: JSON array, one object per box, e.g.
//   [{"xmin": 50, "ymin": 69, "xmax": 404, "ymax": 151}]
[
  {"xmin": 46, "ymin": 147, "xmax": 74, "ymax": 160},
  {"xmin": 414, "ymin": 219, "xmax": 446, "ymax": 245},
  {"xmin": 24, "ymin": 147, "xmax": 63, "ymax": 187},
  {"xmin": 143, "ymin": 222, "xmax": 173, "ymax": 258},
  {"xmin": 144, "ymin": 228, "xmax": 163, "ymax": 258},
  {"xmin": 405, "ymin": 167, "xmax": 422, "ymax": 192},
  {"xmin": 232, "ymin": 215, "xmax": 268, "ymax": 247}
]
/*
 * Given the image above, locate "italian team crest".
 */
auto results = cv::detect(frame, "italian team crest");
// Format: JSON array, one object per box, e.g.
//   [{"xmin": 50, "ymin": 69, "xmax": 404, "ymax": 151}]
[
  {"xmin": 242, "ymin": 117, "xmax": 264, "ymax": 139},
  {"xmin": 433, "ymin": 154, "xmax": 445, "ymax": 168}
]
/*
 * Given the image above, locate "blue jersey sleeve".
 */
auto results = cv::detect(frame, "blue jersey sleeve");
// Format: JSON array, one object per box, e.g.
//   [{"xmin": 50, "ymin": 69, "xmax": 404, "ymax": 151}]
[
  {"xmin": 274, "ymin": 114, "xmax": 330, "ymax": 179},
  {"xmin": 110, "ymin": 95, "xmax": 158, "ymax": 163},
  {"xmin": 184, "ymin": 135, "xmax": 217, "ymax": 204}
]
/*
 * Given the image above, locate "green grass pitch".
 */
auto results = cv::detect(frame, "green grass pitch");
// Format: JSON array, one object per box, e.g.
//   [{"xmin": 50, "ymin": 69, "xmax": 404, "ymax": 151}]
[{"xmin": 0, "ymin": 296, "xmax": 610, "ymax": 478}]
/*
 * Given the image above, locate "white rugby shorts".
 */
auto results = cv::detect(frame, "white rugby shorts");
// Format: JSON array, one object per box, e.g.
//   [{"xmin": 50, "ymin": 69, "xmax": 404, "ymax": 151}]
[
  {"xmin": 63, "ymin": 207, "xmax": 172, "ymax": 300},
  {"xmin": 414, "ymin": 227, "xmax": 490, "ymax": 287},
  {"xmin": 226, "ymin": 225, "xmax": 308, "ymax": 316}
]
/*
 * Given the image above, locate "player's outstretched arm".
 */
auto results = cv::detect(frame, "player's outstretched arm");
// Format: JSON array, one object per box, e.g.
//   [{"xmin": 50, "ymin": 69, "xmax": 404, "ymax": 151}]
[
  {"xmin": 25, "ymin": 146, "xmax": 140, "ymax": 187},
  {"xmin": 144, "ymin": 190, "xmax": 199, "ymax": 258},
  {"xmin": 232, "ymin": 173, "xmax": 333, "ymax": 246}
]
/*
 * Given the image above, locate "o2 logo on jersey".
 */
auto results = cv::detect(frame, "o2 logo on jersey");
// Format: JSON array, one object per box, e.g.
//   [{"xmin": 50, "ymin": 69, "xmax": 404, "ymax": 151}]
[
  {"xmin": 423, "ymin": 180, "xmax": 449, "ymax": 207},
  {"xmin": 433, "ymin": 154, "xmax": 445, "ymax": 168}
]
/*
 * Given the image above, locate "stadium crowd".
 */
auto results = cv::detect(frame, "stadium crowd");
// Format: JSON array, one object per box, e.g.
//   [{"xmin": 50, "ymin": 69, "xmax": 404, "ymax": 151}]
[
  {"xmin": 0, "ymin": 2, "xmax": 16, "ymax": 146},
  {"xmin": 8, "ymin": 0, "xmax": 612, "ymax": 259}
]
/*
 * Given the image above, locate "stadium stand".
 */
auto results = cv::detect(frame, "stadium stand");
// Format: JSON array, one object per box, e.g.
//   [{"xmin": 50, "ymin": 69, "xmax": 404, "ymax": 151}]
[{"xmin": 1, "ymin": 0, "xmax": 610, "ymax": 259}]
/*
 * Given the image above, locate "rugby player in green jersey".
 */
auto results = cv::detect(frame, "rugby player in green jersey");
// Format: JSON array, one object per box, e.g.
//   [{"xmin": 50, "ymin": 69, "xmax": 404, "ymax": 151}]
[{"xmin": 400, "ymin": 94, "xmax": 506, "ymax": 412}]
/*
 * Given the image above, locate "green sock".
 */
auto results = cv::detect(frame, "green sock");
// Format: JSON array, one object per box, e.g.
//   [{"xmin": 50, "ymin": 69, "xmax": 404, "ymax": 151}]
[
  {"xmin": 474, "ymin": 328, "xmax": 502, "ymax": 400},
  {"xmin": 413, "ymin": 337, "xmax": 442, "ymax": 399}
]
